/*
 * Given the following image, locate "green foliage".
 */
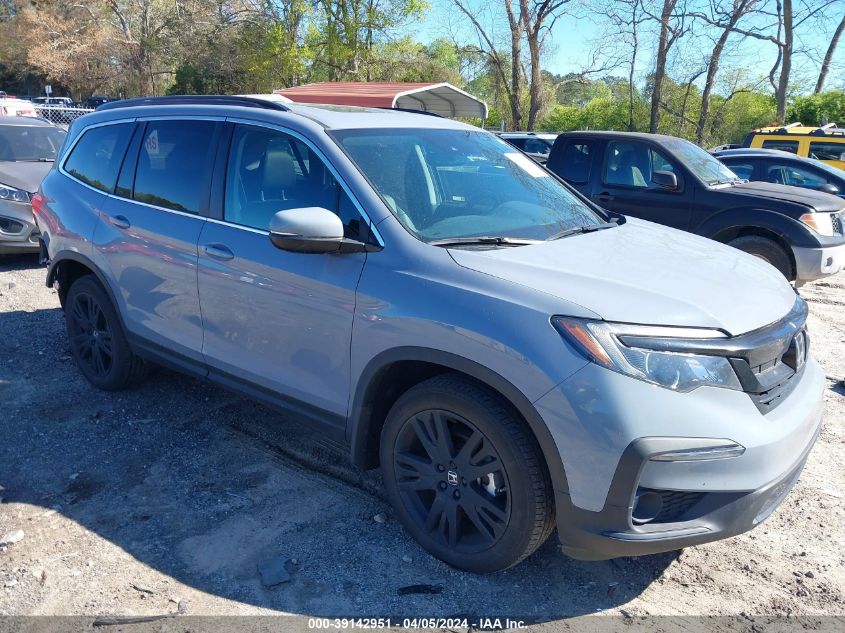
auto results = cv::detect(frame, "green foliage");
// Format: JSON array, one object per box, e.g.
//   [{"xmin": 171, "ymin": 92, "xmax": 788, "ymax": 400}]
[{"xmin": 788, "ymin": 91, "xmax": 845, "ymax": 127}]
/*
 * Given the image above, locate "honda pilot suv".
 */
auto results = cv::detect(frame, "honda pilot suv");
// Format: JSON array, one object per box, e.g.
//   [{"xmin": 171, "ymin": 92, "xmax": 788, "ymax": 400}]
[{"xmin": 35, "ymin": 96, "xmax": 824, "ymax": 572}]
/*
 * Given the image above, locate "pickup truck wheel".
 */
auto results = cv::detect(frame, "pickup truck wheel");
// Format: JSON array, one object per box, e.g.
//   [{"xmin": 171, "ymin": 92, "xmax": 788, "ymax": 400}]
[
  {"xmin": 380, "ymin": 374, "xmax": 554, "ymax": 573},
  {"xmin": 65, "ymin": 275, "xmax": 148, "ymax": 391},
  {"xmin": 728, "ymin": 235, "xmax": 794, "ymax": 280}
]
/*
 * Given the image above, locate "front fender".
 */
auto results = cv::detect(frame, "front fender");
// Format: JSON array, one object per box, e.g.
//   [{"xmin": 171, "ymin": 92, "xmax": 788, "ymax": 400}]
[{"xmin": 695, "ymin": 207, "xmax": 823, "ymax": 248}]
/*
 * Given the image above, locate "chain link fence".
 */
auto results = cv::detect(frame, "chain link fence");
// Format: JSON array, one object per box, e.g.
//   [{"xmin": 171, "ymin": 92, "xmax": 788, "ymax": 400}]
[{"xmin": 34, "ymin": 105, "xmax": 94, "ymax": 128}]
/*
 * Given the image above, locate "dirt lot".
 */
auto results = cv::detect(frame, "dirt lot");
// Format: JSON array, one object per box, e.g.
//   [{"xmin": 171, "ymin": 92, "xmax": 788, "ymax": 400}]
[{"xmin": 1, "ymin": 254, "xmax": 844, "ymax": 627}]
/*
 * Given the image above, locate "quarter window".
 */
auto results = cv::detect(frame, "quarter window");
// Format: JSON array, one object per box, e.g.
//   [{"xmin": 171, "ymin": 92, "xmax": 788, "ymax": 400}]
[
  {"xmin": 761, "ymin": 140, "xmax": 799, "ymax": 154},
  {"xmin": 133, "ymin": 120, "xmax": 219, "ymax": 214},
  {"xmin": 64, "ymin": 124, "xmax": 133, "ymax": 192},
  {"xmin": 225, "ymin": 124, "xmax": 364, "ymax": 238},
  {"xmin": 809, "ymin": 141, "xmax": 845, "ymax": 162}
]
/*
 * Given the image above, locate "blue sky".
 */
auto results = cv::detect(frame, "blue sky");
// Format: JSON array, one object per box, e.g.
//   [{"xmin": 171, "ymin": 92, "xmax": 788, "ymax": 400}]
[{"xmin": 411, "ymin": 1, "xmax": 845, "ymax": 93}]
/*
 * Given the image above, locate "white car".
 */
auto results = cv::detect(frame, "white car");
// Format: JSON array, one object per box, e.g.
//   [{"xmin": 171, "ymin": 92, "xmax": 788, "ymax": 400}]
[{"xmin": 0, "ymin": 98, "xmax": 38, "ymax": 118}]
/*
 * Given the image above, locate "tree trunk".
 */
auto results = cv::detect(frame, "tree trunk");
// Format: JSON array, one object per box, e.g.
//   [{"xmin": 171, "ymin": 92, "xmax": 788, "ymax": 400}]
[
  {"xmin": 696, "ymin": 0, "xmax": 748, "ymax": 145},
  {"xmin": 776, "ymin": 0, "xmax": 793, "ymax": 123},
  {"xmin": 629, "ymin": 2, "xmax": 639, "ymax": 131},
  {"xmin": 649, "ymin": 0, "xmax": 677, "ymax": 133},
  {"xmin": 504, "ymin": 1, "xmax": 524, "ymax": 130},
  {"xmin": 815, "ymin": 12, "xmax": 845, "ymax": 94},
  {"xmin": 526, "ymin": 25, "xmax": 542, "ymax": 129}
]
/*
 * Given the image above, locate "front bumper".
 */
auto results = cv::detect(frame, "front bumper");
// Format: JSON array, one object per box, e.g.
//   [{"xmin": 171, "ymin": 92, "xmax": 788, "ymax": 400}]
[
  {"xmin": 0, "ymin": 200, "xmax": 39, "ymax": 254},
  {"xmin": 792, "ymin": 241, "xmax": 845, "ymax": 283},
  {"xmin": 534, "ymin": 356, "xmax": 825, "ymax": 560}
]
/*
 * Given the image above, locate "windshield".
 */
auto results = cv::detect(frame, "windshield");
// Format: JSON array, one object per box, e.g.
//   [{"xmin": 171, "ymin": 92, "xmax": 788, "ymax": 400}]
[
  {"xmin": 0, "ymin": 125, "xmax": 66, "ymax": 161},
  {"xmin": 664, "ymin": 138, "xmax": 740, "ymax": 185},
  {"xmin": 332, "ymin": 128, "xmax": 604, "ymax": 242}
]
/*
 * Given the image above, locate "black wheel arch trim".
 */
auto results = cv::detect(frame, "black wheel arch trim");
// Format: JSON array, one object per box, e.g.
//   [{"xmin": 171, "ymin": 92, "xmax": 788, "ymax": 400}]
[
  {"xmin": 348, "ymin": 346, "xmax": 571, "ymax": 498},
  {"xmin": 696, "ymin": 207, "xmax": 842, "ymax": 248},
  {"xmin": 46, "ymin": 251, "xmax": 128, "ymax": 325}
]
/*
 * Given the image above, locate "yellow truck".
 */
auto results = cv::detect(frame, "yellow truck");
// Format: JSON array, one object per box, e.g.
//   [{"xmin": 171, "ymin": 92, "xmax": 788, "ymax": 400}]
[{"xmin": 743, "ymin": 123, "xmax": 845, "ymax": 171}]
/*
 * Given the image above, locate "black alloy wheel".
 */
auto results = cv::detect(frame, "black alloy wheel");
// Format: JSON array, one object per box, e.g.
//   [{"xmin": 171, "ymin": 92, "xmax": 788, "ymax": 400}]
[
  {"xmin": 394, "ymin": 409, "xmax": 511, "ymax": 553},
  {"xmin": 380, "ymin": 374, "xmax": 555, "ymax": 573}
]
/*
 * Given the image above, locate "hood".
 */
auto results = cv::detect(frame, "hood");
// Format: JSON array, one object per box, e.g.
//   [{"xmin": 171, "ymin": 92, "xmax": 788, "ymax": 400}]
[
  {"xmin": 0, "ymin": 161, "xmax": 53, "ymax": 194},
  {"xmin": 448, "ymin": 219, "xmax": 797, "ymax": 335},
  {"xmin": 720, "ymin": 181, "xmax": 844, "ymax": 213}
]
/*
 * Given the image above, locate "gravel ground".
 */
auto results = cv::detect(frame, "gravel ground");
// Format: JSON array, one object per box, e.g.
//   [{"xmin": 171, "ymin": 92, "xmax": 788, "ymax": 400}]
[{"xmin": 0, "ymin": 254, "xmax": 843, "ymax": 627}]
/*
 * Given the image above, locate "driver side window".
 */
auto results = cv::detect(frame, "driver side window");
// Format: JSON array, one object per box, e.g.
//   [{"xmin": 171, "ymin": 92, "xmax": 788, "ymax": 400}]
[
  {"xmin": 224, "ymin": 124, "xmax": 366, "ymax": 239},
  {"xmin": 603, "ymin": 141, "xmax": 674, "ymax": 189}
]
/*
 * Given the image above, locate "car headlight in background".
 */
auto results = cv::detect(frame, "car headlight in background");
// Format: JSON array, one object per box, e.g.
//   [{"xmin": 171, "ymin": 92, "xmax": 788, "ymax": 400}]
[
  {"xmin": 553, "ymin": 317, "xmax": 742, "ymax": 392},
  {"xmin": 799, "ymin": 212, "xmax": 835, "ymax": 236},
  {"xmin": 0, "ymin": 183, "xmax": 31, "ymax": 203}
]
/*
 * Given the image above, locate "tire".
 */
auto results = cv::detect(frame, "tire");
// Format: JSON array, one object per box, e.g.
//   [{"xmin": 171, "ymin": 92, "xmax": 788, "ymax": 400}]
[
  {"xmin": 728, "ymin": 235, "xmax": 794, "ymax": 280},
  {"xmin": 380, "ymin": 373, "xmax": 555, "ymax": 573},
  {"xmin": 64, "ymin": 275, "xmax": 148, "ymax": 390}
]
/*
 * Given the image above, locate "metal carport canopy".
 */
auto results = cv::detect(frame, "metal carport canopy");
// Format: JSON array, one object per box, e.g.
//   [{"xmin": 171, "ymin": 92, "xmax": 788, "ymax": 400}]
[{"xmin": 274, "ymin": 82, "xmax": 488, "ymax": 119}]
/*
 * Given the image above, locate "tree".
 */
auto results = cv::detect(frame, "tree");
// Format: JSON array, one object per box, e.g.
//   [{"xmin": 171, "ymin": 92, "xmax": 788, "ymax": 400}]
[
  {"xmin": 694, "ymin": 0, "xmax": 757, "ymax": 144},
  {"xmin": 788, "ymin": 90, "xmax": 845, "ymax": 126},
  {"xmin": 815, "ymin": 11, "xmax": 845, "ymax": 93},
  {"xmin": 643, "ymin": 0, "xmax": 688, "ymax": 133},
  {"xmin": 452, "ymin": 0, "xmax": 576, "ymax": 129}
]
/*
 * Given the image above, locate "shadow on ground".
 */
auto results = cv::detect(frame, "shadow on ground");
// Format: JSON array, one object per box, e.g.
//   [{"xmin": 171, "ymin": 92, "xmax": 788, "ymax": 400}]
[{"xmin": 0, "ymin": 306, "xmax": 677, "ymax": 621}]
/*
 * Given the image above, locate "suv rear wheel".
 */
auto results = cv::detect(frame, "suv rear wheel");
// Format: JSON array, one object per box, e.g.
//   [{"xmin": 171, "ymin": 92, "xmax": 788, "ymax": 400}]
[
  {"xmin": 65, "ymin": 275, "xmax": 148, "ymax": 390},
  {"xmin": 728, "ymin": 235, "xmax": 794, "ymax": 280},
  {"xmin": 380, "ymin": 374, "xmax": 555, "ymax": 573}
]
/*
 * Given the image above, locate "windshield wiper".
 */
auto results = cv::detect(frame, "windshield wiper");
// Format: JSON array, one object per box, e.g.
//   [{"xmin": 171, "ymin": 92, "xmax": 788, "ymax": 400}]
[
  {"xmin": 428, "ymin": 236, "xmax": 541, "ymax": 248},
  {"xmin": 547, "ymin": 220, "xmax": 618, "ymax": 241},
  {"xmin": 15, "ymin": 158, "xmax": 54, "ymax": 162}
]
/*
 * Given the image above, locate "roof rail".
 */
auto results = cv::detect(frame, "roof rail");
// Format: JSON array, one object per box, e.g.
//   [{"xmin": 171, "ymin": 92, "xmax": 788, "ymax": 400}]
[
  {"xmin": 378, "ymin": 106, "xmax": 444, "ymax": 118},
  {"xmin": 96, "ymin": 95, "xmax": 290, "ymax": 112}
]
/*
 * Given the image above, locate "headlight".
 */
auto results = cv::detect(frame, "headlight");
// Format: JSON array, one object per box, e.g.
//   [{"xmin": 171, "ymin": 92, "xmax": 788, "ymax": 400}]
[
  {"xmin": 799, "ymin": 212, "xmax": 835, "ymax": 236},
  {"xmin": 0, "ymin": 183, "xmax": 31, "ymax": 203},
  {"xmin": 553, "ymin": 317, "xmax": 742, "ymax": 392}
]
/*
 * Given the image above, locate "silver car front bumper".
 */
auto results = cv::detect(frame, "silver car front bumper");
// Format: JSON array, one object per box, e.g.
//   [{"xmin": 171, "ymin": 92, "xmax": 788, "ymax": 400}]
[{"xmin": 0, "ymin": 199, "xmax": 39, "ymax": 255}]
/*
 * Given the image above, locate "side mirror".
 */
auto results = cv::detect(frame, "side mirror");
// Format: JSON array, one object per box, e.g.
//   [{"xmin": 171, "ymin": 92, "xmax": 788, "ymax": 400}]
[
  {"xmin": 819, "ymin": 182, "xmax": 840, "ymax": 195},
  {"xmin": 652, "ymin": 170, "xmax": 678, "ymax": 190},
  {"xmin": 269, "ymin": 207, "xmax": 345, "ymax": 253}
]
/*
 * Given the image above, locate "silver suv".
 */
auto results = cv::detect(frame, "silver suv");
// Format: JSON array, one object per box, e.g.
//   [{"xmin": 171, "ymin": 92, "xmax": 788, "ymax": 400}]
[{"xmin": 34, "ymin": 96, "xmax": 824, "ymax": 573}]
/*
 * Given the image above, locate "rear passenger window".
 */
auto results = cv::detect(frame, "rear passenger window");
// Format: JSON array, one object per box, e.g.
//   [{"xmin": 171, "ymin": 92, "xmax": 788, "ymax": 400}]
[
  {"xmin": 761, "ymin": 140, "xmax": 799, "ymax": 154},
  {"xmin": 551, "ymin": 142, "xmax": 593, "ymax": 183},
  {"xmin": 63, "ymin": 124, "xmax": 133, "ymax": 192},
  {"xmin": 133, "ymin": 120, "xmax": 219, "ymax": 214}
]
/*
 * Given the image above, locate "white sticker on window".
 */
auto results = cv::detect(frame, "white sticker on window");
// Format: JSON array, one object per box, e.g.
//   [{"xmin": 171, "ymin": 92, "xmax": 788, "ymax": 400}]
[
  {"xmin": 504, "ymin": 152, "xmax": 548, "ymax": 177},
  {"xmin": 144, "ymin": 129, "xmax": 159, "ymax": 156}
]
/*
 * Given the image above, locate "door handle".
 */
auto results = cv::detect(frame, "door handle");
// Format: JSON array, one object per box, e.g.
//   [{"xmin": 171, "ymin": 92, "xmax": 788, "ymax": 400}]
[
  {"xmin": 597, "ymin": 192, "xmax": 615, "ymax": 203},
  {"xmin": 203, "ymin": 243, "xmax": 235, "ymax": 261},
  {"xmin": 109, "ymin": 214, "xmax": 131, "ymax": 229}
]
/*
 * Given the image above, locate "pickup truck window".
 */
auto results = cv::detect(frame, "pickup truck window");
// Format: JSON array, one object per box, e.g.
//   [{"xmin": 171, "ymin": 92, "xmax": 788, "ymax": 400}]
[
  {"xmin": 662, "ymin": 137, "xmax": 738, "ymax": 185},
  {"xmin": 603, "ymin": 141, "xmax": 675, "ymax": 189},
  {"xmin": 553, "ymin": 141, "xmax": 593, "ymax": 184}
]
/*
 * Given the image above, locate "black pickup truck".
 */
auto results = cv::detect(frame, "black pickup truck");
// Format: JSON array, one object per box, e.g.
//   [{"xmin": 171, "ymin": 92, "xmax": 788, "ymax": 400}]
[{"xmin": 545, "ymin": 131, "xmax": 845, "ymax": 284}]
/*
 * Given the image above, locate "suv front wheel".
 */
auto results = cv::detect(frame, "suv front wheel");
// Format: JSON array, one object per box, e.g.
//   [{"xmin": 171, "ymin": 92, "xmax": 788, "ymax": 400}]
[
  {"xmin": 380, "ymin": 374, "xmax": 555, "ymax": 573},
  {"xmin": 65, "ymin": 275, "xmax": 148, "ymax": 390}
]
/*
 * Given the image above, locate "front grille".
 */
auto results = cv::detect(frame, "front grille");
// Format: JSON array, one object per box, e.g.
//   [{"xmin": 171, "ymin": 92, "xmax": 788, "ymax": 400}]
[{"xmin": 833, "ymin": 212, "xmax": 844, "ymax": 236}]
